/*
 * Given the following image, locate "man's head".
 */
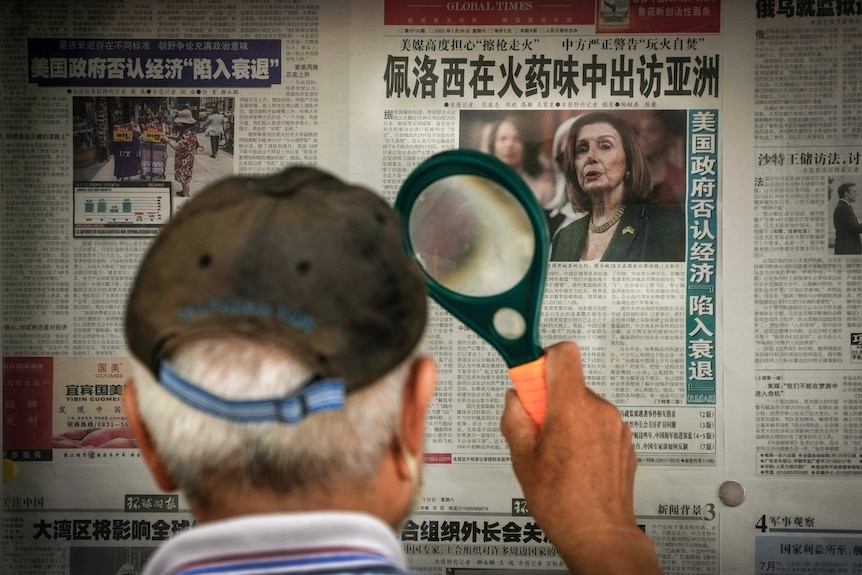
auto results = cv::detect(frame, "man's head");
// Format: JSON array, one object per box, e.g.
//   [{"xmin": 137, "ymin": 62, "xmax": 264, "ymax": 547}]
[
  {"xmin": 123, "ymin": 167, "xmax": 433, "ymax": 525},
  {"xmin": 838, "ymin": 182, "xmax": 857, "ymax": 202}
]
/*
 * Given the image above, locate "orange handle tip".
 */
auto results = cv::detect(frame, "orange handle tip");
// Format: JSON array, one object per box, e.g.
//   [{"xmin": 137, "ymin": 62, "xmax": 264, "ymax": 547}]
[{"xmin": 508, "ymin": 355, "xmax": 547, "ymax": 426}]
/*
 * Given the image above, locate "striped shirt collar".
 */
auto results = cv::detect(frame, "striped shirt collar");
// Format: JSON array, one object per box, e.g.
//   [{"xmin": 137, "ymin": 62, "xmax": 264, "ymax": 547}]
[{"xmin": 141, "ymin": 511, "xmax": 410, "ymax": 575}]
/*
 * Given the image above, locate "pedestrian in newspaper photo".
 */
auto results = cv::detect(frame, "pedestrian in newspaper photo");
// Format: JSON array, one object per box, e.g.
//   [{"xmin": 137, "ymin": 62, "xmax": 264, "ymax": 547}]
[
  {"xmin": 121, "ymin": 167, "xmax": 662, "ymax": 575},
  {"xmin": 551, "ymin": 111, "xmax": 686, "ymax": 262},
  {"xmin": 833, "ymin": 182, "xmax": 862, "ymax": 255},
  {"xmin": 202, "ymin": 107, "xmax": 226, "ymax": 159},
  {"xmin": 164, "ymin": 108, "xmax": 198, "ymax": 197}
]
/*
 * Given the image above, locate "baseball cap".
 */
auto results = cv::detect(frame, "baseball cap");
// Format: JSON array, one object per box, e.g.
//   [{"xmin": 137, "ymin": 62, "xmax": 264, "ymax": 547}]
[{"xmin": 124, "ymin": 166, "xmax": 427, "ymax": 423}]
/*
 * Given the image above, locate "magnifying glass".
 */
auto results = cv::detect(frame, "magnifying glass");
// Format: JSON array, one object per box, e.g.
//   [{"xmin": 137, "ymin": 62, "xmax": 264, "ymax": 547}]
[{"xmin": 395, "ymin": 149, "xmax": 549, "ymax": 425}]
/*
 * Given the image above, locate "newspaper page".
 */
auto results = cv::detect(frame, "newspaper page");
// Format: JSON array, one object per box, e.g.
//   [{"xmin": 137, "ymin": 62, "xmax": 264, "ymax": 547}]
[
  {"xmin": 733, "ymin": 5, "xmax": 862, "ymax": 575},
  {"xmin": 356, "ymin": 3, "xmax": 720, "ymax": 573},
  {"xmin": 2, "ymin": 1, "xmax": 861, "ymax": 574}
]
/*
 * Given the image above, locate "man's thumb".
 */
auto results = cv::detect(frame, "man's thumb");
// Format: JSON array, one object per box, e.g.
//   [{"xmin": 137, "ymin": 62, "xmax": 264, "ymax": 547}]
[{"xmin": 500, "ymin": 388, "xmax": 538, "ymax": 459}]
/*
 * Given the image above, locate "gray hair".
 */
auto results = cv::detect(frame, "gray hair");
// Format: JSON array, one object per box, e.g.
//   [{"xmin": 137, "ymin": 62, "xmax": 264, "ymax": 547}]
[{"xmin": 130, "ymin": 336, "xmax": 418, "ymax": 509}]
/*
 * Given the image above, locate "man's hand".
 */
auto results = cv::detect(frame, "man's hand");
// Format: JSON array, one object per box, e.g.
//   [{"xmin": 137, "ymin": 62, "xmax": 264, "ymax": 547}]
[{"xmin": 500, "ymin": 341, "xmax": 662, "ymax": 574}]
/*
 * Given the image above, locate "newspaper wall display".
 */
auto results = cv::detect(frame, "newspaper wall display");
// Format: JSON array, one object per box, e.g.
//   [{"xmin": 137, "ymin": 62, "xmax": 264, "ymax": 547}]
[{"xmin": 2, "ymin": 1, "xmax": 861, "ymax": 574}]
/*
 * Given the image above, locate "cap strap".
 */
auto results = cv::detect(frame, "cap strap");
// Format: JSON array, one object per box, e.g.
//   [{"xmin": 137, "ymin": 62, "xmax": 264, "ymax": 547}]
[{"xmin": 157, "ymin": 361, "xmax": 345, "ymax": 424}]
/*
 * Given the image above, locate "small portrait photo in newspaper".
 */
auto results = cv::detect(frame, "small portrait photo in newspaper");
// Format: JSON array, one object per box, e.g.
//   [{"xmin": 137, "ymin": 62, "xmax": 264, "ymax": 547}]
[{"xmin": 598, "ymin": 0, "xmax": 631, "ymax": 28}]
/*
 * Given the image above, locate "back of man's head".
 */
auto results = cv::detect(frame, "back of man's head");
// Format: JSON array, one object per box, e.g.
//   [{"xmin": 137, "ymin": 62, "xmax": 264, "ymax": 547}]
[
  {"xmin": 124, "ymin": 166, "xmax": 428, "ymax": 510},
  {"xmin": 128, "ymin": 336, "xmax": 415, "ymax": 510}
]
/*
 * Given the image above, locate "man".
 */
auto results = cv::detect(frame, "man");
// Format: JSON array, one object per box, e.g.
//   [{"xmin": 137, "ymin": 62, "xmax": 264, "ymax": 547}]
[
  {"xmin": 201, "ymin": 108, "xmax": 226, "ymax": 158},
  {"xmin": 834, "ymin": 182, "xmax": 862, "ymax": 254},
  {"xmin": 631, "ymin": 110, "xmax": 686, "ymax": 208},
  {"xmin": 123, "ymin": 166, "xmax": 662, "ymax": 575}
]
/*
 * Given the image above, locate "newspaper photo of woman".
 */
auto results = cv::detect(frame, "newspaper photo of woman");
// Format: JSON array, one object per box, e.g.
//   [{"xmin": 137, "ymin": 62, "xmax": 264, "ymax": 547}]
[
  {"xmin": 459, "ymin": 109, "xmax": 687, "ymax": 256},
  {"xmin": 550, "ymin": 111, "xmax": 686, "ymax": 262},
  {"xmin": 165, "ymin": 108, "xmax": 199, "ymax": 198},
  {"xmin": 486, "ymin": 115, "xmax": 556, "ymax": 207}
]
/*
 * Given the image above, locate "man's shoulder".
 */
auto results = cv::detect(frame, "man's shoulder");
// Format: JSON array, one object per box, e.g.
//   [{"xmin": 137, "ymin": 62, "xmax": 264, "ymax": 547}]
[
  {"xmin": 314, "ymin": 570, "xmax": 414, "ymax": 575},
  {"xmin": 141, "ymin": 512, "xmax": 411, "ymax": 575}
]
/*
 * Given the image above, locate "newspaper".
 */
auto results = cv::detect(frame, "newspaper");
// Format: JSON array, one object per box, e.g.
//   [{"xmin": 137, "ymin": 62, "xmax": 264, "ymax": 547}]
[{"xmin": 2, "ymin": 1, "xmax": 861, "ymax": 573}]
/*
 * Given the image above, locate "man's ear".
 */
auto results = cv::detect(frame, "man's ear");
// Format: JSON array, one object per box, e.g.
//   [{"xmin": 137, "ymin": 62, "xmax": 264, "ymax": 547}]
[
  {"xmin": 123, "ymin": 380, "xmax": 178, "ymax": 492},
  {"xmin": 398, "ymin": 356, "xmax": 436, "ymax": 460}
]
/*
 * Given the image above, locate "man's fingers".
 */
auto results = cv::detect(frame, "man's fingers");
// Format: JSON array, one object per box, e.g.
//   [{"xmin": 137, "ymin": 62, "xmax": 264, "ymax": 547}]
[
  {"xmin": 542, "ymin": 341, "xmax": 588, "ymax": 420},
  {"xmin": 500, "ymin": 388, "xmax": 538, "ymax": 462}
]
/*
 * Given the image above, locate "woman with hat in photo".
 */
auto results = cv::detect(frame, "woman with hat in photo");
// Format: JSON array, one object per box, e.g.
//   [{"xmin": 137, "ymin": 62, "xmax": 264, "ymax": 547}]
[{"xmin": 165, "ymin": 108, "xmax": 199, "ymax": 197}]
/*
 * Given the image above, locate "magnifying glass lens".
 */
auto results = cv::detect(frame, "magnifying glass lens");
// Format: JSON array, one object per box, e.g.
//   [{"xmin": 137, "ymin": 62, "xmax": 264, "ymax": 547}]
[{"xmin": 408, "ymin": 175, "xmax": 534, "ymax": 298}]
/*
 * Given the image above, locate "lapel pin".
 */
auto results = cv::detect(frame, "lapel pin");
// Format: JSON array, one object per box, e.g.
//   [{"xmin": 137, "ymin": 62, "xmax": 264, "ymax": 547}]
[{"xmin": 622, "ymin": 226, "xmax": 635, "ymax": 235}]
